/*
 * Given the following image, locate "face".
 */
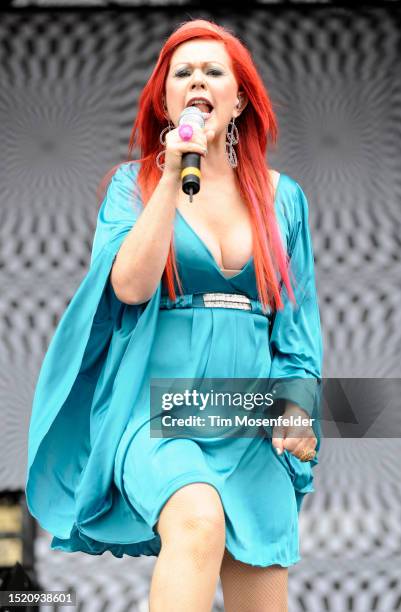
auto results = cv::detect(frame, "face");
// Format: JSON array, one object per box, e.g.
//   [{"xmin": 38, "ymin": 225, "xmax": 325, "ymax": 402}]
[{"xmin": 164, "ymin": 39, "xmax": 247, "ymax": 134}]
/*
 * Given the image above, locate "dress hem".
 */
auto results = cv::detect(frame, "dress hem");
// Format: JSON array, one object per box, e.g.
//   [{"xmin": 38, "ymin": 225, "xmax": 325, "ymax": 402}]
[
  {"xmin": 147, "ymin": 471, "xmax": 302, "ymax": 568},
  {"xmin": 148, "ymin": 470, "xmax": 223, "ymax": 531},
  {"xmin": 49, "ymin": 468, "xmax": 304, "ymax": 568}
]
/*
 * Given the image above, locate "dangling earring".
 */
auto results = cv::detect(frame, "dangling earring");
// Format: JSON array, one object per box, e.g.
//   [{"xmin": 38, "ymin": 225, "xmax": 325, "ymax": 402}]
[
  {"xmin": 226, "ymin": 117, "xmax": 239, "ymax": 168},
  {"xmin": 156, "ymin": 119, "xmax": 174, "ymax": 171}
]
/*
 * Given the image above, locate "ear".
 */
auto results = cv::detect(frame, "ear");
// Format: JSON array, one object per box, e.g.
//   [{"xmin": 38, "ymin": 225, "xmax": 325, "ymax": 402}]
[
  {"xmin": 162, "ymin": 97, "xmax": 170, "ymax": 121},
  {"xmin": 234, "ymin": 91, "xmax": 248, "ymax": 118}
]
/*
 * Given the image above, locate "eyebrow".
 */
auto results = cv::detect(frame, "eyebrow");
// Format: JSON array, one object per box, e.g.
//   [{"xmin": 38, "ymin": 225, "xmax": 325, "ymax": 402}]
[{"xmin": 172, "ymin": 61, "xmax": 226, "ymax": 69}]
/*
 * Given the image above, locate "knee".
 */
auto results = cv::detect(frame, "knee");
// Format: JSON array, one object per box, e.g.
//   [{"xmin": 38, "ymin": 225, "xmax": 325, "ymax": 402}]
[
  {"xmin": 178, "ymin": 512, "xmax": 226, "ymax": 568},
  {"xmin": 181, "ymin": 510, "xmax": 226, "ymax": 540},
  {"xmin": 167, "ymin": 507, "xmax": 226, "ymax": 547},
  {"xmin": 157, "ymin": 485, "xmax": 226, "ymax": 566}
]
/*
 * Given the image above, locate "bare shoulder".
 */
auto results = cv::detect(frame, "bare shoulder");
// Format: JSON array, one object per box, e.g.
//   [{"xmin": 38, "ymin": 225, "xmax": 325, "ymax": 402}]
[{"xmin": 269, "ymin": 169, "xmax": 281, "ymax": 191}]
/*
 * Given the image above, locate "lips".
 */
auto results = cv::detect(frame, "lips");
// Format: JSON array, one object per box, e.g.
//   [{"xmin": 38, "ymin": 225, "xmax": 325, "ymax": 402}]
[{"xmin": 185, "ymin": 97, "xmax": 214, "ymax": 113}]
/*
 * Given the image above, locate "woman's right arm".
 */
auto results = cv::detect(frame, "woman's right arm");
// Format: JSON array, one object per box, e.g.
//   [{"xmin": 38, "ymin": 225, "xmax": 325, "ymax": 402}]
[
  {"xmin": 110, "ymin": 121, "xmax": 214, "ymax": 305},
  {"xmin": 110, "ymin": 170, "xmax": 181, "ymax": 305}
]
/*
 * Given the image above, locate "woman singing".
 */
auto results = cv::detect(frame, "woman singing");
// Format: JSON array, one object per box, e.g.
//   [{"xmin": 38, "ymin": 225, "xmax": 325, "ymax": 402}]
[{"xmin": 26, "ymin": 18, "xmax": 323, "ymax": 612}]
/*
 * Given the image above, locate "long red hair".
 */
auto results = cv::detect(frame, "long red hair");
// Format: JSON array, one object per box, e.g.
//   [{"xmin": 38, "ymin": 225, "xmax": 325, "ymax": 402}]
[{"xmin": 97, "ymin": 18, "xmax": 296, "ymax": 314}]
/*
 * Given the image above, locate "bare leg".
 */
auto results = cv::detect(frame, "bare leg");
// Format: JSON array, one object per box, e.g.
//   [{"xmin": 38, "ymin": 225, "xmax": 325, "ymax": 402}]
[
  {"xmin": 219, "ymin": 547, "xmax": 288, "ymax": 612},
  {"xmin": 149, "ymin": 483, "xmax": 226, "ymax": 612}
]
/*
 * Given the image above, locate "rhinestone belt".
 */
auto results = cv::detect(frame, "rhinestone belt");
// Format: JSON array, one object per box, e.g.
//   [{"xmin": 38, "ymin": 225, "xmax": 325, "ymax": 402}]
[
  {"xmin": 197, "ymin": 292, "xmax": 252, "ymax": 310},
  {"xmin": 159, "ymin": 293, "xmax": 272, "ymax": 317}
]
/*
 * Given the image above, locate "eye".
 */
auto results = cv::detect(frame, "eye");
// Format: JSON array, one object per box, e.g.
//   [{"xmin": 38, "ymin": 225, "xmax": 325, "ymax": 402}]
[{"xmin": 174, "ymin": 69, "xmax": 223, "ymax": 78}]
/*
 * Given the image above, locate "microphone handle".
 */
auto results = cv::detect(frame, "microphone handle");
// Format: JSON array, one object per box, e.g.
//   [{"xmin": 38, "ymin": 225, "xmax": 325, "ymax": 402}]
[{"xmin": 181, "ymin": 151, "xmax": 201, "ymax": 202}]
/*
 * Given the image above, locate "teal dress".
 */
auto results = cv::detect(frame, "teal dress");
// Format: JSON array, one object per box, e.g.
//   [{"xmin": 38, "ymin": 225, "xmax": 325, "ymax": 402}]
[{"xmin": 25, "ymin": 162, "xmax": 323, "ymax": 568}]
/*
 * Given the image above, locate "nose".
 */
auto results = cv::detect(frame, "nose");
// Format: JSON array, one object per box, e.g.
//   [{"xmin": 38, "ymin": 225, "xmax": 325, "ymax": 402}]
[{"xmin": 190, "ymin": 69, "xmax": 207, "ymax": 90}]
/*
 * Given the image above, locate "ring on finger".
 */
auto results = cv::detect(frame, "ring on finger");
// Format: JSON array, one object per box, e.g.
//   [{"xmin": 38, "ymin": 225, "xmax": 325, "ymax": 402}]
[
  {"xmin": 178, "ymin": 124, "xmax": 193, "ymax": 141},
  {"xmin": 298, "ymin": 448, "xmax": 316, "ymax": 462}
]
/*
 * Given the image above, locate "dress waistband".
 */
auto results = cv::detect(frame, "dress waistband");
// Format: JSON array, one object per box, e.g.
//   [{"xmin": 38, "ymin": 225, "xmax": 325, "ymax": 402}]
[{"xmin": 159, "ymin": 292, "xmax": 272, "ymax": 318}]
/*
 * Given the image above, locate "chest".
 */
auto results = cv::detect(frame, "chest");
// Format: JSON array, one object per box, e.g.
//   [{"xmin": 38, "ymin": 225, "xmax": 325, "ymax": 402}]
[{"xmin": 176, "ymin": 187, "xmax": 253, "ymax": 271}]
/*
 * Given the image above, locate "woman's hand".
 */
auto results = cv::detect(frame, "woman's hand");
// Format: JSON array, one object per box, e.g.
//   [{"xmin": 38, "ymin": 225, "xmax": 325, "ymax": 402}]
[
  {"xmin": 162, "ymin": 123, "xmax": 215, "ymax": 179},
  {"xmin": 271, "ymin": 404, "xmax": 317, "ymax": 460}
]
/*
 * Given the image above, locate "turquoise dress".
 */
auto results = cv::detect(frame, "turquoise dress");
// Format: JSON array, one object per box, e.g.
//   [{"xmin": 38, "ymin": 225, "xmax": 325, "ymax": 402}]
[{"xmin": 25, "ymin": 161, "xmax": 323, "ymax": 568}]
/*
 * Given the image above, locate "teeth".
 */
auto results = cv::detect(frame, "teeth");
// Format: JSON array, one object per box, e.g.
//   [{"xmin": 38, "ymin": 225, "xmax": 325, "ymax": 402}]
[{"xmin": 187, "ymin": 99, "xmax": 212, "ymax": 109}]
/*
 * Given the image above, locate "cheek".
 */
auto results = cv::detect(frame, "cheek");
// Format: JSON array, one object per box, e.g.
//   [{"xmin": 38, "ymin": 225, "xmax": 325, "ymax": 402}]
[
  {"xmin": 216, "ymin": 85, "xmax": 236, "ymax": 108},
  {"xmin": 166, "ymin": 84, "xmax": 184, "ymax": 105},
  {"xmin": 165, "ymin": 78, "xmax": 179, "ymax": 97},
  {"xmin": 215, "ymin": 98, "xmax": 234, "ymax": 117}
]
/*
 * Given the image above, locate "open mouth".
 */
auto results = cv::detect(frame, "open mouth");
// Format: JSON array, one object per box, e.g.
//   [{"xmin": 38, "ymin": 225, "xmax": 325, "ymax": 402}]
[
  {"xmin": 185, "ymin": 99, "xmax": 214, "ymax": 120},
  {"xmin": 201, "ymin": 109, "xmax": 213, "ymax": 120}
]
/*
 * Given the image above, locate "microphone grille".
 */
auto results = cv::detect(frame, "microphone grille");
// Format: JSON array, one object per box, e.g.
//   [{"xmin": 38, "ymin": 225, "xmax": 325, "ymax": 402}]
[{"xmin": 178, "ymin": 106, "xmax": 205, "ymax": 128}]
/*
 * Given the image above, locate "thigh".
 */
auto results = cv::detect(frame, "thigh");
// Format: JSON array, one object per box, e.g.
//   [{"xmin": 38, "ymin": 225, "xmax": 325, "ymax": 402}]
[{"xmin": 219, "ymin": 547, "xmax": 288, "ymax": 612}]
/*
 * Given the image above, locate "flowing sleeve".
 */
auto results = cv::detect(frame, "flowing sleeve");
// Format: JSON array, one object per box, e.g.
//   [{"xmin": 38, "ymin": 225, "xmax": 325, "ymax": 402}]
[
  {"xmin": 90, "ymin": 162, "xmax": 144, "ymax": 266},
  {"xmin": 25, "ymin": 161, "xmax": 164, "ymax": 557},
  {"xmin": 268, "ymin": 181, "xmax": 324, "ymax": 460}
]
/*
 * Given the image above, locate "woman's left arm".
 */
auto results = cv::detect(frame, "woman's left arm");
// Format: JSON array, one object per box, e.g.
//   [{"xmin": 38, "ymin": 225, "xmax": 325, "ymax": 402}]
[{"xmin": 269, "ymin": 182, "xmax": 324, "ymax": 457}]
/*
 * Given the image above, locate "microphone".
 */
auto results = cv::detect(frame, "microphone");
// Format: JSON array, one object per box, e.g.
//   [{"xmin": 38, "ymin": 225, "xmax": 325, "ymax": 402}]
[{"xmin": 178, "ymin": 106, "xmax": 205, "ymax": 203}]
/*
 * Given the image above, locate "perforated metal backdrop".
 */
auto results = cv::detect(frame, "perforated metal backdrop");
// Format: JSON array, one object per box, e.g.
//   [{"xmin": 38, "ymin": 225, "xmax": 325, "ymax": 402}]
[{"xmin": 0, "ymin": 6, "xmax": 400, "ymax": 611}]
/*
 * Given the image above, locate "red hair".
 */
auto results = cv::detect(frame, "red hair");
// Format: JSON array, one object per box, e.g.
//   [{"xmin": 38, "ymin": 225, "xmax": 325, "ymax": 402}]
[{"xmin": 97, "ymin": 18, "xmax": 296, "ymax": 314}]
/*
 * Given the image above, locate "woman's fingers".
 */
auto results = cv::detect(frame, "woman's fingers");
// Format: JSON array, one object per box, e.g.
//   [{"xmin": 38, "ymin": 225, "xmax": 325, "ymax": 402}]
[
  {"xmin": 162, "ymin": 124, "xmax": 215, "ymax": 176},
  {"xmin": 163, "ymin": 127, "xmax": 209, "ymax": 174},
  {"xmin": 287, "ymin": 438, "xmax": 317, "ymax": 458},
  {"xmin": 271, "ymin": 423, "xmax": 286, "ymax": 455},
  {"xmin": 272, "ymin": 424, "xmax": 317, "ymax": 460}
]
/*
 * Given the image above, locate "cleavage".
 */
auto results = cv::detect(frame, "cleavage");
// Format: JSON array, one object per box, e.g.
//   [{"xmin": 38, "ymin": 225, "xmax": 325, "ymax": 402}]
[{"xmin": 178, "ymin": 207, "xmax": 253, "ymax": 270}]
